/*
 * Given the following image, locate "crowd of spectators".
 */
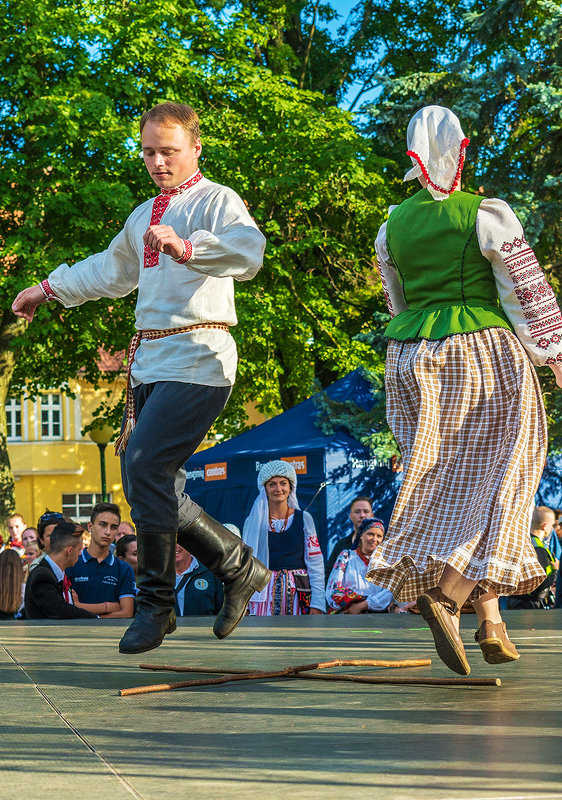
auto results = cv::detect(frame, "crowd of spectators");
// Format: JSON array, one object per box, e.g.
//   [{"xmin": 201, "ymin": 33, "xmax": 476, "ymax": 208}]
[{"xmin": 1, "ymin": 497, "xmax": 561, "ymax": 621}]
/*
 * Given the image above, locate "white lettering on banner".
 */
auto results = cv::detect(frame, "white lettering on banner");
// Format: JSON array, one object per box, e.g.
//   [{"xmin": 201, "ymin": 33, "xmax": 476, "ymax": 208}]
[
  {"xmin": 185, "ymin": 469, "xmax": 205, "ymax": 481},
  {"xmin": 351, "ymin": 457, "xmax": 387, "ymax": 470},
  {"xmin": 205, "ymin": 462, "xmax": 227, "ymax": 481}
]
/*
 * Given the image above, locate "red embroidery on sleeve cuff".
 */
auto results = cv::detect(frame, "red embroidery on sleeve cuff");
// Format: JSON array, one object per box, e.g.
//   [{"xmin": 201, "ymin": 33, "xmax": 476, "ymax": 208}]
[
  {"xmin": 40, "ymin": 279, "xmax": 58, "ymax": 301},
  {"xmin": 174, "ymin": 240, "xmax": 193, "ymax": 264}
]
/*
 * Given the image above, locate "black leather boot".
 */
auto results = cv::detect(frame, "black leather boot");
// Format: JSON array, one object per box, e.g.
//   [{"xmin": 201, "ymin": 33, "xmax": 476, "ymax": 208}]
[
  {"xmin": 119, "ymin": 529, "xmax": 177, "ymax": 654},
  {"xmin": 178, "ymin": 511, "xmax": 271, "ymax": 639}
]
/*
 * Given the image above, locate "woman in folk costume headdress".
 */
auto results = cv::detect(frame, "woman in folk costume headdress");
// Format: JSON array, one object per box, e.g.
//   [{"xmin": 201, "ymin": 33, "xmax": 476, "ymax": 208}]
[
  {"xmin": 326, "ymin": 517, "xmax": 394, "ymax": 614},
  {"xmin": 243, "ymin": 460, "xmax": 326, "ymax": 615},
  {"xmin": 367, "ymin": 105, "xmax": 562, "ymax": 675}
]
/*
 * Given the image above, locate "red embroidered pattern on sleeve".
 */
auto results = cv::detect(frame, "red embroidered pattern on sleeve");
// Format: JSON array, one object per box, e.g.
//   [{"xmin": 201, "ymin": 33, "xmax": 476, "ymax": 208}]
[
  {"xmin": 174, "ymin": 239, "xmax": 193, "ymax": 264},
  {"xmin": 500, "ymin": 234, "xmax": 562, "ymax": 359},
  {"xmin": 40, "ymin": 279, "xmax": 57, "ymax": 301},
  {"xmin": 306, "ymin": 533, "xmax": 323, "ymax": 558}
]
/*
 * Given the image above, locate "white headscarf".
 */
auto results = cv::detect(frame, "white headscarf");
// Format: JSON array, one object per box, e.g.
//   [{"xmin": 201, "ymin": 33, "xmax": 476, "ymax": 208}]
[
  {"xmin": 403, "ymin": 105, "xmax": 470, "ymax": 201},
  {"xmin": 242, "ymin": 461, "xmax": 300, "ymax": 601}
]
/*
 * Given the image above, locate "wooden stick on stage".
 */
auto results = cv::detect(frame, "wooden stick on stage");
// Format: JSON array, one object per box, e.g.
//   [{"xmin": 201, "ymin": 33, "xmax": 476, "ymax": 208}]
[
  {"xmin": 138, "ymin": 658, "xmax": 432, "ymax": 674},
  {"xmin": 120, "ymin": 657, "xmax": 500, "ymax": 696},
  {"xmin": 120, "ymin": 670, "xmax": 500, "ymax": 696}
]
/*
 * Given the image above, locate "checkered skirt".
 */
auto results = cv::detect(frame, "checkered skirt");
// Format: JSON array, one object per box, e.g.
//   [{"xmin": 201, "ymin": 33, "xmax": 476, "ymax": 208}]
[{"xmin": 366, "ymin": 328, "xmax": 547, "ymax": 601}]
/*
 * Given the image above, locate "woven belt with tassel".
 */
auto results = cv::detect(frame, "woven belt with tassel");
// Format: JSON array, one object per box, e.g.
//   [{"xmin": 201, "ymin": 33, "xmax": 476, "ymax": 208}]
[{"xmin": 114, "ymin": 323, "xmax": 230, "ymax": 455}]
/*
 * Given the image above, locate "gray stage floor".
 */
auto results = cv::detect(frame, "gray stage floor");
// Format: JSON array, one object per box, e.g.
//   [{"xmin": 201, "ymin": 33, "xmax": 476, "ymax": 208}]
[{"xmin": 1, "ymin": 611, "xmax": 561, "ymax": 800}]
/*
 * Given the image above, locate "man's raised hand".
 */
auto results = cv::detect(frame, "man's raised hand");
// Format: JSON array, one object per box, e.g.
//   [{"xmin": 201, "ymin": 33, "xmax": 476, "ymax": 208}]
[
  {"xmin": 12, "ymin": 285, "xmax": 47, "ymax": 323},
  {"xmin": 143, "ymin": 224, "xmax": 185, "ymax": 260}
]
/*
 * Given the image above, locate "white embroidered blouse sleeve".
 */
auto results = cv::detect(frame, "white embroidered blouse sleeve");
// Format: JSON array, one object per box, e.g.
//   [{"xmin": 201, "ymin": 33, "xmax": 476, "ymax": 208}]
[
  {"xmin": 375, "ymin": 215, "xmax": 408, "ymax": 318},
  {"xmin": 477, "ymin": 198, "xmax": 562, "ymax": 366},
  {"xmin": 46, "ymin": 219, "xmax": 140, "ymax": 308},
  {"xmin": 187, "ymin": 189, "xmax": 266, "ymax": 282},
  {"xmin": 366, "ymin": 585, "xmax": 394, "ymax": 612},
  {"xmin": 325, "ymin": 550, "xmax": 351, "ymax": 611},
  {"xmin": 303, "ymin": 511, "xmax": 326, "ymax": 612}
]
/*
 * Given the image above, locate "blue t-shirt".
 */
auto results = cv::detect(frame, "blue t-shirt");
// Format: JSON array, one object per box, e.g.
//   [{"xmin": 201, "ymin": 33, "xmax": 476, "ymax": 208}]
[{"xmin": 66, "ymin": 549, "xmax": 136, "ymax": 604}]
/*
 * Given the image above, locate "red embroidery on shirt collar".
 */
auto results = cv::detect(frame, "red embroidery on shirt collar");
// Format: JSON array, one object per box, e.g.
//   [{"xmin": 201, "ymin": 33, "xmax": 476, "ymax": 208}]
[
  {"xmin": 144, "ymin": 171, "xmax": 203, "ymax": 268},
  {"xmin": 160, "ymin": 170, "xmax": 203, "ymax": 196},
  {"xmin": 406, "ymin": 137, "xmax": 470, "ymax": 196}
]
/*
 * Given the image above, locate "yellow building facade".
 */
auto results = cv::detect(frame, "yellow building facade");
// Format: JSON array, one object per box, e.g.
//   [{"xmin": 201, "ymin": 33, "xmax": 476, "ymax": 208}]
[
  {"xmin": 7, "ymin": 376, "xmax": 131, "ymax": 526},
  {"xmin": 7, "ymin": 375, "xmax": 267, "ymax": 528}
]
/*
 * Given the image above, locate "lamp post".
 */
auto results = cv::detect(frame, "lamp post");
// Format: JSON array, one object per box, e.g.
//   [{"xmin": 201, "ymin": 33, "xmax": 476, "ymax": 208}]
[{"xmin": 88, "ymin": 422, "xmax": 114, "ymax": 503}]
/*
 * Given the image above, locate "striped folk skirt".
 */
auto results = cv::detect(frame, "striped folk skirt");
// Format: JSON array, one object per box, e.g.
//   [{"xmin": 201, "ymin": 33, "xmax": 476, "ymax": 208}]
[
  {"xmin": 366, "ymin": 328, "xmax": 547, "ymax": 602},
  {"xmin": 248, "ymin": 569, "xmax": 310, "ymax": 616}
]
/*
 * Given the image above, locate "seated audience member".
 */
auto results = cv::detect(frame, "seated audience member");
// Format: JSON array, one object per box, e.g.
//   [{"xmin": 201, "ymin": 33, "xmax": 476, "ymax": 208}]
[
  {"xmin": 22, "ymin": 527, "xmax": 38, "ymax": 546},
  {"xmin": 23, "ymin": 541, "xmax": 42, "ymax": 568},
  {"xmin": 174, "ymin": 542, "xmax": 223, "ymax": 616},
  {"xmin": 507, "ymin": 506, "xmax": 558, "ymax": 610},
  {"xmin": 324, "ymin": 496, "xmax": 373, "ymax": 580},
  {"xmin": 326, "ymin": 518, "xmax": 398, "ymax": 614},
  {"xmin": 116, "ymin": 534, "xmax": 138, "ymax": 578},
  {"xmin": 116, "ymin": 521, "xmax": 135, "ymax": 541},
  {"xmin": 29, "ymin": 510, "xmax": 65, "ymax": 571},
  {"xmin": 0, "ymin": 549, "xmax": 26, "ymax": 619},
  {"xmin": 3, "ymin": 514, "xmax": 27, "ymax": 555},
  {"xmin": 24, "ymin": 522, "xmax": 97, "ymax": 620},
  {"xmin": 111, "ymin": 520, "xmax": 135, "ymax": 553},
  {"xmin": 67, "ymin": 503, "xmax": 135, "ymax": 618}
]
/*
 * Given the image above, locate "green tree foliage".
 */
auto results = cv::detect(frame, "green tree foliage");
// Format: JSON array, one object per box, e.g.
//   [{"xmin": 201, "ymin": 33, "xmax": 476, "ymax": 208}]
[{"xmin": 0, "ymin": 0, "xmax": 395, "ymax": 522}]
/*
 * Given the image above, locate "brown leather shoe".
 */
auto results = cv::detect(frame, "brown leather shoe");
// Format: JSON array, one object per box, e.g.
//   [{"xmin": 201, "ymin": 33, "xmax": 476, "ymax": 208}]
[
  {"xmin": 475, "ymin": 620, "xmax": 520, "ymax": 664},
  {"xmin": 417, "ymin": 589, "xmax": 471, "ymax": 675}
]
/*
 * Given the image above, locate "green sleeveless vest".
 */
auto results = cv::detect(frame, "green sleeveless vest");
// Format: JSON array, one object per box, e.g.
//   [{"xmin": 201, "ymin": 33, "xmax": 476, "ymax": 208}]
[{"xmin": 384, "ymin": 188, "xmax": 512, "ymax": 340}]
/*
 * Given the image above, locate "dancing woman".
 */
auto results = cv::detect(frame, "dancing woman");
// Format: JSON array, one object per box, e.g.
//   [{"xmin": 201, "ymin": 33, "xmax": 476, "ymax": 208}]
[{"xmin": 367, "ymin": 105, "xmax": 562, "ymax": 674}]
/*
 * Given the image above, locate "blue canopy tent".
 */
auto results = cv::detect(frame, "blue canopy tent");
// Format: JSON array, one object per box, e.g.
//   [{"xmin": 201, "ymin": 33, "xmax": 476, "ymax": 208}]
[{"xmin": 183, "ymin": 370, "xmax": 400, "ymax": 557}]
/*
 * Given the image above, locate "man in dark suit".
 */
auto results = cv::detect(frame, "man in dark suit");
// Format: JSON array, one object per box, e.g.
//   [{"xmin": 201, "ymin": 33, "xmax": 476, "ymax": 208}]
[{"xmin": 24, "ymin": 521, "xmax": 98, "ymax": 620}]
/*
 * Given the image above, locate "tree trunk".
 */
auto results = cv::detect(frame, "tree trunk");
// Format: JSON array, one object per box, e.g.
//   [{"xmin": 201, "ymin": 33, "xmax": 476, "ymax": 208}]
[{"xmin": 0, "ymin": 312, "xmax": 23, "ymax": 537}]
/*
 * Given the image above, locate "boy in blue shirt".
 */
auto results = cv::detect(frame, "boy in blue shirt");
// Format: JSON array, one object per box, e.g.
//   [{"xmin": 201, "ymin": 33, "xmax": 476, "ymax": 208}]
[{"xmin": 67, "ymin": 503, "xmax": 135, "ymax": 618}]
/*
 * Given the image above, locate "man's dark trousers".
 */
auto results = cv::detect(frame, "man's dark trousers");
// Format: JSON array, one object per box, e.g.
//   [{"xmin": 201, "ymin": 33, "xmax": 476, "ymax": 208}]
[{"xmin": 120, "ymin": 381, "xmax": 230, "ymax": 532}]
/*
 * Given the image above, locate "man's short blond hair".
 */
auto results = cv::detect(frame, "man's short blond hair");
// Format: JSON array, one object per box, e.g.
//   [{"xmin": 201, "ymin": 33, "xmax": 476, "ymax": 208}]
[
  {"xmin": 140, "ymin": 102, "xmax": 200, "ymax": 142},
  {"xmin": 531, "ymin": 505, "xmax": 555, "ymax": 532}
]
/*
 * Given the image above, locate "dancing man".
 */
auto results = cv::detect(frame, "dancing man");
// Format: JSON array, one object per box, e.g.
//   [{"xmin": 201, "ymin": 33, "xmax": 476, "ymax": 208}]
[
  {"xmin": 12, "ymin": 102, "xmax": 271, "ymax": 654},
  {"xmin": 367, "ymin": 105, "xmax": 562, "ymax": 674}
]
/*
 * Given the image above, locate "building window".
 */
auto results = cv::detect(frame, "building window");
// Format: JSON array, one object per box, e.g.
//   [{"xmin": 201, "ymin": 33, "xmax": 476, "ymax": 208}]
[
  {"xmin": 62, "ymin": 493, "xmax": 111, "ymax": 523},
  {"xmin": 41, "ymin": 393, "xmax": 62, "ymax": 439},
  {"xmin": 6, "ymin": 398, "xmax": 22, "ymax": 441}
]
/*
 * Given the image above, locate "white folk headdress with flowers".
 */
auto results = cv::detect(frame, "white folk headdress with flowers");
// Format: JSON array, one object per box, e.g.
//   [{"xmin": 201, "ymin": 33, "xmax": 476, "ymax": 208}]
[{"xmin": 403, "ymin": 105, "xmax": 470, "ymax": 201}]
